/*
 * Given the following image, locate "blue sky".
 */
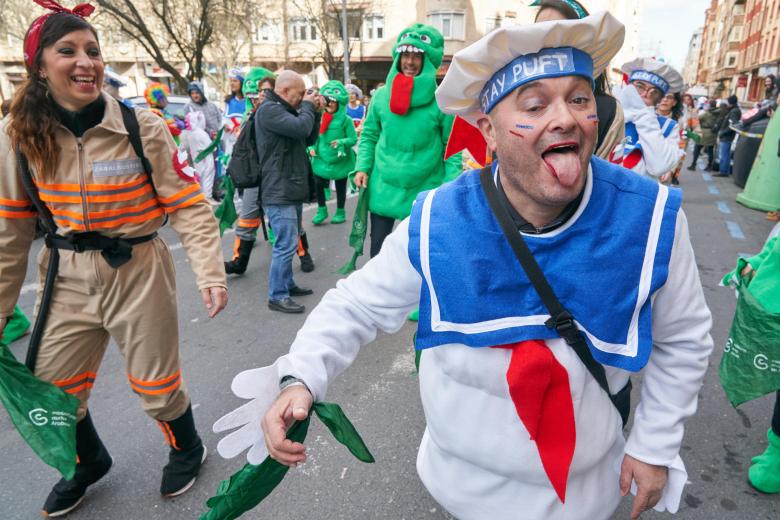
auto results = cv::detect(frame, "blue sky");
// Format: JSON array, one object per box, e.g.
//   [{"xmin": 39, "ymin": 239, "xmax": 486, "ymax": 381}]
[{"xmin": 639, "ymin": 0, "xmax": 712, "ymax": 70}]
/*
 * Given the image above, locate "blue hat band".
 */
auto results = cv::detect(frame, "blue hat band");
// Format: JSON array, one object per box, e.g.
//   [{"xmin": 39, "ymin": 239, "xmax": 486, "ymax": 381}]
[
  {"xmin": 480, "ymin": 47, "xmax": 594, "ymax": 114},
  {"xmin": 629, "ymin": 70, "xmax": 670, "ymax": 95}
]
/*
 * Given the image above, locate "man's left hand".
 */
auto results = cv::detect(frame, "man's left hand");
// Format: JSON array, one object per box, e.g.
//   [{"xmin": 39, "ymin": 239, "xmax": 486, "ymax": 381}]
[
  {"xmin": 201, "ymin": 286, "xmax": 228, "ymax": 318},
  {"xmin": 620, "ymin": 454, "xmax": 668, "ymax": 519}
]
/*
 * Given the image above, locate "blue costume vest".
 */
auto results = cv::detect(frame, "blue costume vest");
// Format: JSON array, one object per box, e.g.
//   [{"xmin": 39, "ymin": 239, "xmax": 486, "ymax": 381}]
[{"xmin": 407, "ymin": 157, "xmax": 682, "ymax": 372}]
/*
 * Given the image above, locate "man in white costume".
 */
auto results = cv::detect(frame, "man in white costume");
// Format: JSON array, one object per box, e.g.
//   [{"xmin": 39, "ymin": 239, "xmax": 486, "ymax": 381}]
[
  {"xmin": 613, "ymin": 58, "xmax": 685, "ymax": 179},
  {"xmin": 214, "ymin": 12, "xmax": 713, "ymax": 520}
]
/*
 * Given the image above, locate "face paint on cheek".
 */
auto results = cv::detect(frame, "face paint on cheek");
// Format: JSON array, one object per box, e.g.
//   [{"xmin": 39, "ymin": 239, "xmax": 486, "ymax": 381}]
[
  {"xmin": 516, "ymin": 124, "xmax": 534, "ymax": 130},
  {"xmin": 587, "ymin": 114, "xmax": 599, "ymax": 125},
  {"xmin": 509, "ymin": 130, "xmax": 525, "ymax": 139}
]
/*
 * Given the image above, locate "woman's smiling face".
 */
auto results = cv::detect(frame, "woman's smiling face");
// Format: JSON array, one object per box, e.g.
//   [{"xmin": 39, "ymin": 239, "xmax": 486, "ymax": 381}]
[{"xmin": 39, "ymin": 28, "xmax": 103, "ymax": 112}]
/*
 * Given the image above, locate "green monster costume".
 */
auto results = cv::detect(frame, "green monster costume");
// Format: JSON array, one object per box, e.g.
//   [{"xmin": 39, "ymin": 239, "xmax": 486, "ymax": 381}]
[
  {"xmin": 355, "ymin": 23, "xmax": 462, "ymax": 221},
  {"xmin": 242, "ymin": 67, "xmax": 276, "ymax": 116},
  {"xmin": 310, "ymin": 80, "xmax": 357, "ymax": 225}
]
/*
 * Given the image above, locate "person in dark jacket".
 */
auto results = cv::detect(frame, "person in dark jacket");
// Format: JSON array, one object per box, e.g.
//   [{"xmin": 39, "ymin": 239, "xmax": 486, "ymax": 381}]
[
  {"xmin": 716, "ymin": 94, "xmax": 742, "ymax": 176},
  {"xmin": 255, "ymin": 70, "xmax": 321, "ymax": 313},
  {"xmin": 688, "ymin": 100, "xmax": 718, "ymax": 171}
]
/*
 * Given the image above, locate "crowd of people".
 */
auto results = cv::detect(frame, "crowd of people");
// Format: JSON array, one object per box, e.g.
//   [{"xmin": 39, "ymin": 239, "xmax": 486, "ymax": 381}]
[{"xmin": 1, "ymin": 0, "xmax": 779, "ymax": 518}]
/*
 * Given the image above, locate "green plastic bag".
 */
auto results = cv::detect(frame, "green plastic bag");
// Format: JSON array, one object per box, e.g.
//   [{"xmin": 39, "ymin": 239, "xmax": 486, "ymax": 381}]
[
  {"xmin": 0, "ymin": 343, "xmax": 78, "ymax": 479},
  {"xmin": 338, "ymin": 187, "xmax": 369, "ymax": 274},
  {"xmin": 0, "ymin": 305, "xmax": 30, "ymax": 347},
  {"xmin": 201, "ymin": 401, "xmax": 373, "ymax": 520},
  {"xmin": 719, "ymin": 278, "xmax": 780, "ymax": 407}
]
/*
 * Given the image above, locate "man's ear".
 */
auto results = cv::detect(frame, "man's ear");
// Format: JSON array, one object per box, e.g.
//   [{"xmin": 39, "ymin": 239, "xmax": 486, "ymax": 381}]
[{"xmin": 476, "ymin": 115, "xmax": 498, "ymax": 152}]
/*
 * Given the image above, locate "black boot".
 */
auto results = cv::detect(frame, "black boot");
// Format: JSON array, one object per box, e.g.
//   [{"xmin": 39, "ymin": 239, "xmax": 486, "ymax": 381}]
[
  {"xmin": 224, "ymin": 239, "xmax": 254, "ymax": 275},
  {"xmin": 298, "ymin": 232, "xmax": 315, "ymax": 273},
  {"xmin": 159, "ymin": 404, "xmax": 206, "ymax": 497},
  {"xmin": 42, "ymin": 411, "xmax": 112, "ymax": 517}
]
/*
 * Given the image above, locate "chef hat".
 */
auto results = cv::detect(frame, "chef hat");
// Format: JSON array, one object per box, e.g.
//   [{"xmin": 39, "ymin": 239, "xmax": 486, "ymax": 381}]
[
  {"xmin": 621, "ymin": 58, "xmax": 683, "ymax": 95},
  {"xmin": 436, "ymin": 11, "xmax": 624, "ymax": 124}
]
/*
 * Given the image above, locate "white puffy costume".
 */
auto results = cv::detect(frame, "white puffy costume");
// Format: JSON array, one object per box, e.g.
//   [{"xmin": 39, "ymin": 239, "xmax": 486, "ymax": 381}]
[
  {"xmin": 613, "ymin": 58, "xmax": 685, "ymax": 179},
  {"xmin": 214, "ymin": 12, "xmax": 713, "ymax": 520}
]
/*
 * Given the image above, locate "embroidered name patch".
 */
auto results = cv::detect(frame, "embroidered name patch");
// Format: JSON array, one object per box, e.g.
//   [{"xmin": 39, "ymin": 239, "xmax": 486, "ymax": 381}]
[
  {"xmin": 480, "ymin": 47, "xmax": 593, "ymax": 114},
  {"xmin": 92, "ymin": 158, "xmax": 144, "ymax": 178}
]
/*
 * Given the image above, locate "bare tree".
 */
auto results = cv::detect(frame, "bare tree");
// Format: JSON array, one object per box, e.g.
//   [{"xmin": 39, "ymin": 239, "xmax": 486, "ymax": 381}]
[
  {"xmin": 205, "ymin": 0, "xmax": 259, "ymax": 95},
  {"xmin": 94, "ymin": 0, "xmax": 215, "ymax": 91}
]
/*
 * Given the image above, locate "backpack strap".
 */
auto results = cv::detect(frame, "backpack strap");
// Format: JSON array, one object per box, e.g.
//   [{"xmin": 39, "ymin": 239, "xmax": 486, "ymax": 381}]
[
  {"xmin": 118, "ymin": 101, "xmax": 154, "ymax": 179},
  {"xmin": 15, "ymin": 149, "xmax": 57, "ymax": 235}
]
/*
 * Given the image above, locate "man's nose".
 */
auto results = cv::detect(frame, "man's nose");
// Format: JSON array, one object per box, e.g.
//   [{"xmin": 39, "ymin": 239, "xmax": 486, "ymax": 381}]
[{"xmin": 547, "ymin": 101, "xmax": 578, "ymax": 133}]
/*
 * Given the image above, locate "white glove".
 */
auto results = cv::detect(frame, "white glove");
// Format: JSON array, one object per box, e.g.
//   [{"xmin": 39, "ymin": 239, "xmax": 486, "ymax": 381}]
[
  {"xmin": 613, "ymin": 84, "xmax": 653, "ymax": 123},
  {"xmin": 212, "ymin": 362, "xmax": 282, "ymax": 464}
]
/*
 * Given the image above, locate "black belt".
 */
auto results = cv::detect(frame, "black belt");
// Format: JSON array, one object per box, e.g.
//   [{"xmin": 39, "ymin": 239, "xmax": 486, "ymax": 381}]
[{"xmin": 45, "ymin": 231, "xmax": 158, "ymax": 268}]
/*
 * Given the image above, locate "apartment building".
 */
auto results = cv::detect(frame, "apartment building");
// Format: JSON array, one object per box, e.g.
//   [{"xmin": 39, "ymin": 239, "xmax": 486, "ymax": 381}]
[
  {"xmin": 683, "ymin": 27, "xmax": 704, "ymax": 87},
  {"xmin": 0, "ymin": 0, "xmax": 642, "ymax": 102},
  {"xmin": 738, "ymin": 0, "xmax": 780, "ymax": 101}
]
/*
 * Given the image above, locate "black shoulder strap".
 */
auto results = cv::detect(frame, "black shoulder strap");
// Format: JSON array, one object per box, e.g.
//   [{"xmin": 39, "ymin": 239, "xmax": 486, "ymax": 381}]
[
  {"xmin": 118, "ymin": 101, "xmax": 154, "ymax": 178},
  {"xmin": 595, "ymin": 94, "xmax": 617, "ymax": 151},
  {"xmin": 477, "ymin": 167, "xmax": 614, "ymax": 402},
  {"xmin": 15, "ymin": 148, "xmax": 58, "ymax": 235}
]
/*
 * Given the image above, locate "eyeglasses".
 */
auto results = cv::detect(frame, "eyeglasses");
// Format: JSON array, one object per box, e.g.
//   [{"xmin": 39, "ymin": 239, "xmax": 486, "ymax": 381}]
[{"xmin": 631, "ymin": 80, "xmax": 661, "ymax": 99}]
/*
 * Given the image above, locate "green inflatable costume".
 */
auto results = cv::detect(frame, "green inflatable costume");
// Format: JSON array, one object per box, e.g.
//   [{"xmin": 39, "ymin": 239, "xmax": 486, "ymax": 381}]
[
  {"xmin": 310, "ymin": 80, "xmax": 357, "ymax": 225},
  {"xmin": 242, "ymin": 67, "xmax": 276, "ymax": 116},
  {"xmin": 354, "ymin": 24, "xmax": 462, "ymax": 222}
]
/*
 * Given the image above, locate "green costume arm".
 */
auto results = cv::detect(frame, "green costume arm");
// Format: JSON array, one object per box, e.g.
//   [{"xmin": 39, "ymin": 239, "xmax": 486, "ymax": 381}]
[
  {"xmin": 440, "ymin": 113, "xmax": 462, "ymax": 181},
  {"xmin": 338, "ymin": 117, "xmax": 358, "ymax": 149},
  {"xmin": 747, "ymin": 236, "xmax": 778, "ymax": 271},
  {"xmin": 354, "ymin": 100, "xmax": 381, "ymax": 174}
]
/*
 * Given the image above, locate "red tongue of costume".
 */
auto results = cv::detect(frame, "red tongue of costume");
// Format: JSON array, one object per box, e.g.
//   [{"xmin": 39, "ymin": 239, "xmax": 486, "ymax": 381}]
[
  {"xmin": 495, "ymin": 340, "xmax": 576, "ymax": 503},
  {"xmin": 390, "ymin": 74, "xmax": 414, "ymax": 115},
  {"xmin": 319, "ymin": 111, "xmax": 334, "ymax": 134}
]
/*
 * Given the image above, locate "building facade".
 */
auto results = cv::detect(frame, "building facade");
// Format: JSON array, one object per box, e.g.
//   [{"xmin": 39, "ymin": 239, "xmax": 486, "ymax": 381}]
[
  {"xmin": 0, "ymin": 0, "xmax": 642, "ymax": 103},
  {"xmin": 683, "ymin": 27, "xmax": 704, "ymax": 88}
]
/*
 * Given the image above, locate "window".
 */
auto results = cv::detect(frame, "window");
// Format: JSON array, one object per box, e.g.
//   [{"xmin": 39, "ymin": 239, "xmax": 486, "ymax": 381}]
[
  {"xmin": 485, "ymin": 17, "xmax": 501, "ymax": 34},
  {"xmin": 253, "ymin": 21, "xmax": 282, "ymax": 43},
  {"xmin": 725, "ymin": 51, "xmax": 738, "ymax": 68},
  {"xmin": 728, "ymin": 25, "xmax": 742, "ymax": 42},
  {"xmin": 364, "ymin": 14, "xmax": 384, "ymax": 40},
  {"xmin": 289, "ymin": 18, "xmax": 318, "ymax": 42},
  {"xmin": 427, "ymin": 11, "xmax": 465, "ymax": 40}
]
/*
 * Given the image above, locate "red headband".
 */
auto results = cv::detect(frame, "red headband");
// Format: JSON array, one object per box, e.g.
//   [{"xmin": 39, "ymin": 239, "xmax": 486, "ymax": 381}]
[{"xmin": 23, "ymin": 0, "xmax": 95, "ymax": 70}]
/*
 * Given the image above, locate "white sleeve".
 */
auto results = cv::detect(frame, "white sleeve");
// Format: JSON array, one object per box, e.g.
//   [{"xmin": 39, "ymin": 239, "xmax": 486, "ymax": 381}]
[
  {"xmin": 632, "ymin": 109, "xmax": 685, "ymax": 177},
  {"xmin": 276, "ymin": 218, "xmax": 422, "ymax": 401},
  {"xmin": 624, "ymin": 210, "xmax": 714, "ymax": 511}
]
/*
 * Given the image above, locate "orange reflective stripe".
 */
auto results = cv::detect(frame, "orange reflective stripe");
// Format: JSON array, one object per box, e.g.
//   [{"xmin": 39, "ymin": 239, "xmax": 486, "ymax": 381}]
[
  {"xmin": 128, "ymin": 370, "xmax": 182, "ymax": 395},
  {"xmin": 39, "ymin": 193, "xmax": 84, "ymax": 203},
  {"xmin": 156, "ymin": 421, "xmax": 180, "ymax": 450},
  {"xmin": 87, "ymin": 184, "xmax": 154, "ymax": 203},
  {"xmin": 237, "ymin": 218, "xmax": 260, "ymax": 228},
  {"xmin": 163, "ymin": 192, "xmax": 205, "ymax": 213},
  {"xmin": 34, "ymin": 181, "xmax": 81, "ymax": 192},
  {"xmin": 54, "ymin": 372, "xmax": 96, "ymax": 394},
  {"xmin": 158, "ymin": 184, "xmax": 201, "ymax": 205},
  {"xmin": 232, "ymin": 237, "xmax": 241, "ymax": 260},
  {"xmin": 0, "ymin": 209, "xmax": 37, "ymax": 219},
  {"xmin": 87, "ymin": 198, "xmax": 159, "ymax": 219},
  {"xmin": 157, "ymin": 421, "xmax": 173, "ymax": 446},
  {"xmin": 36, "ymin": 177, "xmax": 147, "ymax": 193},
  {"xmin": 89, "ymin": 209, "xmax": 165, "ymax": 229},
  {"xmin": 297, "ymin": 237, "xmax": 305, "ymax": 256},
  {"xmin": 0, "ymin": 197, "xmax": 32, "ymax": 207},
  {"xmin": 50, "ymin": 207, "xmax": 85, "ymax": 220}
]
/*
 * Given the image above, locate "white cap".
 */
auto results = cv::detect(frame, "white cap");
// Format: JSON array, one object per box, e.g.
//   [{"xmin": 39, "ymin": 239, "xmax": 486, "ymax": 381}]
[
  {"xmin": 436, "ymin": 10, "xmax": 625, "ymax": 124},
  {"xmin": 621, "ymin": 58, "xmax": 683, "ymax": 95}
]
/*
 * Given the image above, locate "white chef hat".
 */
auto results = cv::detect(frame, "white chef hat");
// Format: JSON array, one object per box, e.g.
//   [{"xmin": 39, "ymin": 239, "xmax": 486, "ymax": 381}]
[
  {"xmin": 436, "ymin": 10, "xmax": 625, "ymax": 124},
  {"xmin": 621, "ymin": 58, "xmax": 683, "ymax": 95}
]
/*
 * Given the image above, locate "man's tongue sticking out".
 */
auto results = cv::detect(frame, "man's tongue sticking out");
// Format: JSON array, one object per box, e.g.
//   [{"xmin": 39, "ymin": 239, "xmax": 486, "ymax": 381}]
[{"xmin": 542, "ymin": 147, "xmax": 581, "ymax": 188}]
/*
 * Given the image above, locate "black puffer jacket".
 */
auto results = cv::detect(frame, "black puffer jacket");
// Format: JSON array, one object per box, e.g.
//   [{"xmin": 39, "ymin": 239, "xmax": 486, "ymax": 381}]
[{"xmin": 255, "ymin": 90, "xmax": 320, "ymax": 205}]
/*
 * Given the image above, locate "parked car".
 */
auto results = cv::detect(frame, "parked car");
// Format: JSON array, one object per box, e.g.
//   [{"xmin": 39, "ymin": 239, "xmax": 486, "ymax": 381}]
[{"xmin": 125, "ymin": 95, "xmax": 190, "ymax": 119}]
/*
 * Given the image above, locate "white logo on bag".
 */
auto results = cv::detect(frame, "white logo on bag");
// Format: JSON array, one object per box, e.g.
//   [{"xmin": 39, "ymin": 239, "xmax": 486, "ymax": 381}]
[{"xmin": 29, "ymin": 408, "xmax": 48, "ymax": 426}]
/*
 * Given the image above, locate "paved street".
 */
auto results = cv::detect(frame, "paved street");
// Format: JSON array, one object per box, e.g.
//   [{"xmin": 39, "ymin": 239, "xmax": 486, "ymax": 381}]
[{"xmin": 2, "ymin": 161, "xmax": 779, "ymax": 519}]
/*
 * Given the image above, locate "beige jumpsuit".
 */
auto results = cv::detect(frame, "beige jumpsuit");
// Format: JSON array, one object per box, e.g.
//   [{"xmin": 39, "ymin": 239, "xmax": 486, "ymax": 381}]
[{"xmin": 0, "ymin": 94, "xmax": 226, "ymax": 422}]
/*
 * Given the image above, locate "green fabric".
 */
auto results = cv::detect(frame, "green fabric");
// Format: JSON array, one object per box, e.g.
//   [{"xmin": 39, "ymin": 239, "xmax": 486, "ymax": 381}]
[
  {"xmin": 749, "ymin": 428, "xmax": 780, "ymax": 493},
  {"xmin": 1, "ymin": 305, "xmax": 30, "ymax": 346},
  {"xmin": 338, "ymin": 187, "xmax": 369, "ymax": 274},
  {"xmin": 200, "ymin": 417, "xmax": 310, "ymax": 520},
  {"xmin": 310, "ymin": 81, "xmax": 357, "ymax": 180},
  {"xmin": 0, "ymin": 343, "xmax": 78, "ymax": 480},
  {"xmin": 200, "ymin": 401, "xmax": 373, "ymax": 519},
  {"xmin": 330, "ymin": 208, "xmax": 346, "ymax": 224},
  {"xmin": 196, "ymin": 127, "xmax": 224, "ymax": 164},
  {"xmin": 353, "ymin": 24, "xmax": 461, "ymax": 221},
  {"xmin": 312, "ymin": 206, "xmax": 328, "ymax": 225},
  {"xmin": 719, "ymin": 268, "xmax": 780, "ymax": 406},
  {"xmin": 722, "ymin": 237, "xmax": 780, "ymax": 312},
  {"xmin": 215, "ymin": 176, "xmax": 237, "ymax": 236},
  {"xmin": 685, "ymin": 128, "xmax": 701, "ymax": 144}
]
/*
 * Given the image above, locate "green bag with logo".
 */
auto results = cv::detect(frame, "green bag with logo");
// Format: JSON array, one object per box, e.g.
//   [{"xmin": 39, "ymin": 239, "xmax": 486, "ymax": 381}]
[
  {"xmin": 719, "ymin": 275, "xmax": 780, "ymax": 407},
  {"xmin": 0, "ymin": 342, "xmax": 78, "ymax": 479}
]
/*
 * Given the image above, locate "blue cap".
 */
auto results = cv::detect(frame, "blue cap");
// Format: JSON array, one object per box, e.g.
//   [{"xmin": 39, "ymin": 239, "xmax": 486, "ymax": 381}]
[{"xmin": 628, "ymin": 70, "xmax": 670, "ymax": 95}]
